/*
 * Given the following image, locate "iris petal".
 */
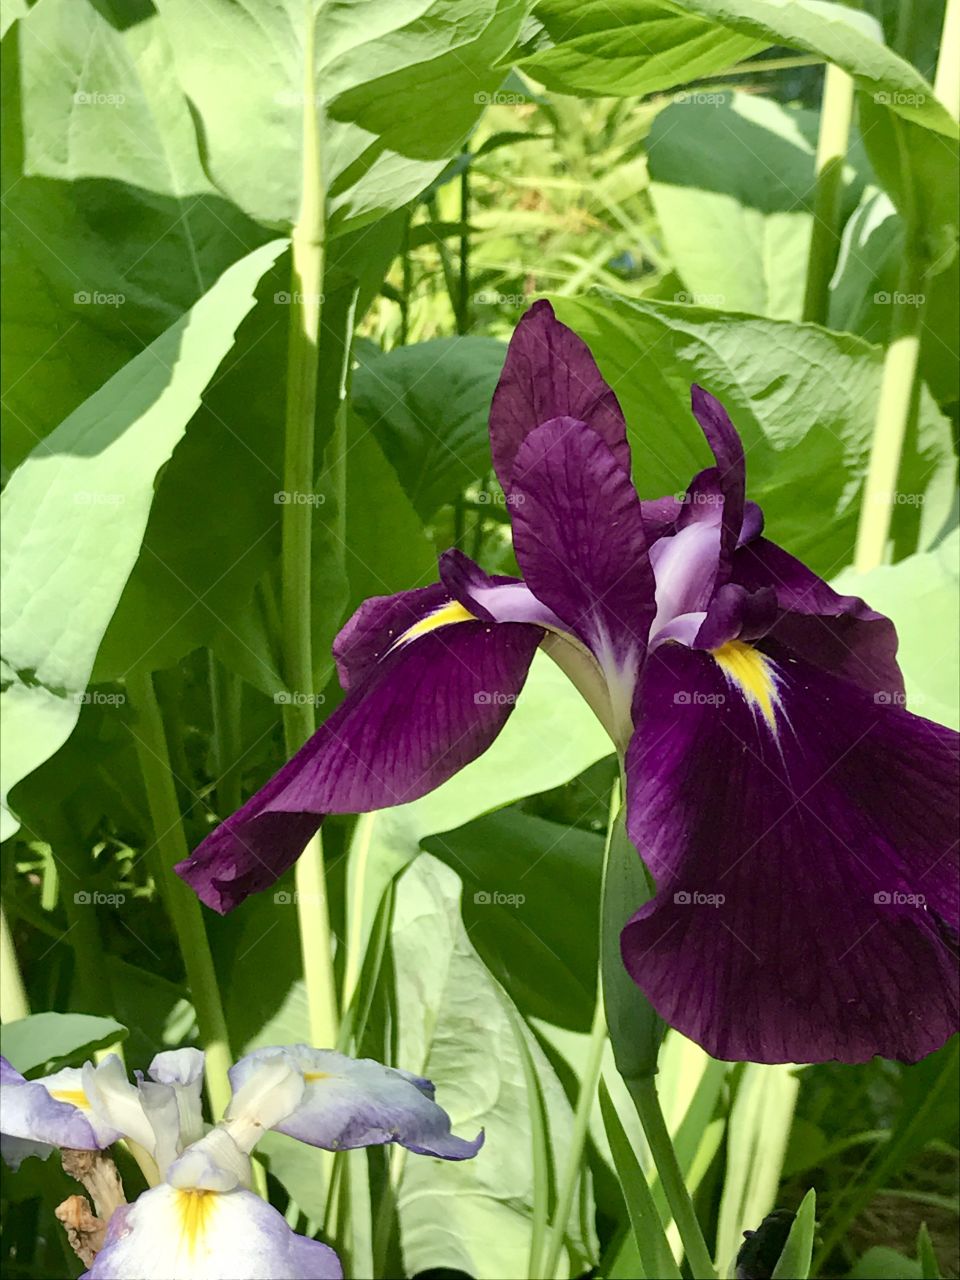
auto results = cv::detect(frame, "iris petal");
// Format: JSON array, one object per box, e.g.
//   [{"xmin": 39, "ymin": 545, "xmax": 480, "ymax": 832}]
[{"xmin": 621, "ymin": 643, "xmax": 959, "ymax": 1063}]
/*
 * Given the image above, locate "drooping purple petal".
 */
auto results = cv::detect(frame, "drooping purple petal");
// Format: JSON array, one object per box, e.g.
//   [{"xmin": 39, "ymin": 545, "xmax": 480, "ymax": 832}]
[
  {"xmin": 733, "ymin": 536, "xmax": 904, "ymax": 699},
  {"xmin": 439, "ymin": 548, "xmax": 569, "ymax": 632},
  {"xmin": 333, "ymin": 583, "xmax": 451, "ymax": 691},
  {"xmin": 689, "ymin": 385, "xmax": 745, "ymax": 578},
  {"xmin": 621, "ymin": 642, "xmax": 959, "ymax": 1063},
  {"xmin": 0, "ymin": 1059, "xmax": 115, "ymax": 1162},
  {"xmin": 489, "ymin": 299, "xmax": 631, "ymax": 493},
  {"xmin": 692, "ymin": 582, "xmax": 778, "ymax": 650},
  {"xmin": 509, "ymin": 417, "xmax": 656, "ymax": 673},
  {"xmin": 83, "ymin": 1183, "xmax": 342, "ymax": 1280},
  {"xmin": 228, "ymin": 1047, "xmax": 482, "ymax": 1160},
  {"xmin": 177, "ymin": 616, "xmax": 542, "ymax": 912}
]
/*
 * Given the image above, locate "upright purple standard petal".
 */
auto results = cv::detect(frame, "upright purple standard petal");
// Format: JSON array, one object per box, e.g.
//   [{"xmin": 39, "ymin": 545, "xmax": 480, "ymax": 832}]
[
  {"xmin": 489, "ymin": 299, "xmax": 631, "ymax": 492},
  {"xmin": 621, "ymin": 643, "xmax": 959, "ymax": 1063},
  {"xmin": 228, "ymin": 1047, "xmax": 482, "ymax": 1159},
  {"xmin": 177, "ymin": 591, "xmax": 542, "ymax": 912},
  {"xmin": 509, "ymin": 418, "xmax": 656, "ymax": 673},
  {"xmin": 689, "ymin": 385, "xmax": 745, "ymax": 575}
]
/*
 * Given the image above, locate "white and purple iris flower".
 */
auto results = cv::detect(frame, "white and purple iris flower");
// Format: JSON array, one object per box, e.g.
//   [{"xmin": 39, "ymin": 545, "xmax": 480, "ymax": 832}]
[
  {"xmin": 0, "ymin": 1045, "xmax": 480, "ymax": 1279},
  {"xmin": 177, "ymin": 300, "xmax": 959, "ymax": 1067}
]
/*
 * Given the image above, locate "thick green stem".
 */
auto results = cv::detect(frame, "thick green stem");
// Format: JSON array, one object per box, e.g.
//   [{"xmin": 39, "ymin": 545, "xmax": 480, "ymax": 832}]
[
  {"xmin": 281, "ymin": 0, "xmax": 338, "ymax": 1052},
  {"xmin": 0, "ymin": 903, "xmax": 29, "ymax": 1021},
  {"xmin": 457, "ymin": 157, "xmax": 471, "ymax": 335},
  {"xmin": 935, "ymin": 0, "xmax": 960, "ymax": 117},
  {"xmin": 126, "ymin": 668, "xmax": 232, "ymax": 1121},
  {"xmin": 540, "ymin": 995, "xmax": 607, "ymax": 1278},
  {"xmin": 802, "ymin": 64, "xmax": 854, "ymax": 323},
  {"xmin": 627, "ymin": 1078, "xmax": 717, "ymax": 1280}
]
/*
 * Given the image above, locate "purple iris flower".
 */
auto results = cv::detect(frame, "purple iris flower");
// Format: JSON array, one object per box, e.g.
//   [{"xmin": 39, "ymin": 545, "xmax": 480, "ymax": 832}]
[{"xmin": 177, "ymin": 300, "xmax": 959, "ymax": 1066}]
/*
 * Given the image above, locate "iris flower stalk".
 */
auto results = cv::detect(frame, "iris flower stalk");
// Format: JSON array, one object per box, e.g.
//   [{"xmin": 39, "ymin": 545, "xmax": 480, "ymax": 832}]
[
  {"xmin": 178, "ymin": 300, "xmax": 959, "ymax": 1069},
  {"xmin": 1, "ymin": 1044, "xmax": 480, "ymax": 1279}
]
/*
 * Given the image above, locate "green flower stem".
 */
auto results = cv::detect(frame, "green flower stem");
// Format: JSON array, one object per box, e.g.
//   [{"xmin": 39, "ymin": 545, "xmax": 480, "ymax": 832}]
[
  {"xmin": 0, "ymin": 903, "xmax": 29, "ymax": 1021},
  {"xmin": 208, "ymin": 652, "xmax": 243, "ymax": 819},
  {"xmin": 281, "ymin": 0, "xmax": 338, "ymax": 1052},
  {"xmin": 626, "ymin": 1077, "xmax": 717, "ymax": 1280},
  {"xmin": 802, "ymin": 64, "xmax": 854, "ymax": 323},
  {"xmin": 540, "ymin": 994, "xmax": 607, "ymax": 1278},
  {"xmin": 126, "ymin": 667, "xmax": 232, "ymax": 1122}
]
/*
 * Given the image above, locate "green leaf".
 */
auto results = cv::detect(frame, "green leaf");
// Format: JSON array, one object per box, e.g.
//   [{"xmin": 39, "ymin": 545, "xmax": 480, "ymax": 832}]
[
  {"xmin": 392, "ymin": 853, "xmax": 598, "ymax": 1278},
  {"xmin": 423, "ymin": 807, "xmax": 605, "ymax": 1030},
  {"xmin": 352, "ymin": 336, "xmax": 508, "ymax": 518},
  {"xmin": 916, "ymin": 1223, "xmax": 941, "ymax": 1280},
  {"xmin": 715, "ymin": 1064, "xmax": 802, "ymax": 1273},
  {"xmin": 771, "ymin": 1188, "xmax": 816, "ymax": 1279},
  {"xmin": 0, "ymin": 239, "xmax": 286, "ymax": 839},
  {"xmin": 2, "ymin": 0, "xmax": 268, "ymax": 471},
  {"xmin": 1, "ymin": 1012, "xmax": 128, "ymax": 1075},
  {"xmin": 549, "ymin": 291, "xmax": 956, "ymax": 575},
  {"xmin": 648, "ymin": 92, "xmax": 865, "ymax": 321},
  {"xmin": 832, "ymin": 530, "xmax": 960, "ymax": 730},
  {"xmin": 849, "ymin": 1247, "xmax": 922, "ymax": 1279},
  {"xmin": 517, "ymin": 0, "xmax": 764, "ymax": 99},
  {"xmin": 151, "ymin": 0, "xmax": 527, "ymax": 233},
  {"xmin": 674, "ymin": 0, "xmax": 956, "ymax": 137}
]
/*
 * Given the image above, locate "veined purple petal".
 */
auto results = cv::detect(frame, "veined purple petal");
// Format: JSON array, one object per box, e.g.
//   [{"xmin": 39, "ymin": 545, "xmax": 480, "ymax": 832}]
[
  {"xmin": 692, "ymin": 582, "xmax": 778, "ymax": 650},
  {"xmin": 509, "ymin": 417, "xmax": 656, "ymax": 682},
  {"xmin": 439, "ymin": 548, "xmax": 570, "ymax": 632},
  {"xmin": 733, "ymin": 537, "xmax": 904, "ymax": 699},
  {"xmin": 621, "ymin": 643, "xmax": 959, "ymax": 1064},
  {"xmin": 228, "ymin": 1047, "xmax": 482, "ymax": 1160},
  {"xmin": 177, "ymin": 618, "xmax": 541, "ymax": 912},
  {"xmin": 490, "ymin": 299, "xmax": 631, "ymax": 492},
  {"xmin": 333, "ymin": 582, "xmax": 451, "ymax": 691},
  {"xmin": 83, "ymin": 1183, "xmax": 342, "ymax": 1280},
  {"xmin": 690, "ymin": 386, "xmax": 745, "ymax": 578},
  {"xmin": 0, "ymin": 1059, "xmax": 114, "ymax": 1162}
]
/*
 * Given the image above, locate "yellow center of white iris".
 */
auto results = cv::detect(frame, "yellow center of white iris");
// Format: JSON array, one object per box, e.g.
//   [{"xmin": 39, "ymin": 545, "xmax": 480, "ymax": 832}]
[
  {"xmin": 49, "ymin": 1088, "xmax": 90, "ymax": 1109},
  {"xmin": 174, "ymin": 1189, "xmax": 216, "ymax": 1256},
  {"xmin": 302, "ymin": 1071, "xmax": 334, "ymax": 1082},
  {"xmin": 711, "ymin": 639, "xmax": 779, "ymax": 730},
  {"xmin": 389, "ymin": 600, "xmax": 476, "ymax": 652}
]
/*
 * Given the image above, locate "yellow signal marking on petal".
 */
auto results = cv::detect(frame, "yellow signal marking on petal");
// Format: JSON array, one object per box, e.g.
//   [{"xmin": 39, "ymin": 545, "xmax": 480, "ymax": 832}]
[
  {"xmin": 390, "ymin": 600, "xmax": 475, "ymax": 651},
  {"xmin": 175, "ymin": 1189, "xmax": 217, "ymax": 1256},
  {"xmin": 711, "ymin": 640, "xmax": 779, "ymax": 731},
  {"xmin": 49, "ymin": 1089, "xmax": 89, "ymax": 1109},
  {"xmin": 303, "ymin": 1071, "xmax": 334, "ymax": 1082}
]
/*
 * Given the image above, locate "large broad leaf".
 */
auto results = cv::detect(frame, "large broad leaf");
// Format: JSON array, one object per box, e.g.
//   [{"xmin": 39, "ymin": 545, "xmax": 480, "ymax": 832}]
[
  {"xmin": 2, "ymin": 0, "xmax": 268, "ymax": 470},
  {"xmin": 352, "ymin": 336, "xmax": 508, "ymax": 519},
  {"xmin": 0, "ymin": 240, "xmax": 286, "ymax": 840},
  {"xmin": 516, "ymin": 0, "xmax": 764, "ymax": 99},
  {"xmin": 549, "ymin": 291, "xmax": 956, "ymax": 574},
  {"xmin": 342, "ymin": 651, "xmax": 612, "ymax": 1006},
  {"xmin": 150, "ymin": 0, "xmax": 527, "ymax": 233},
  {"xmin": 393, "ymin": 853, "xmax": 597, "ymax": 1278},
  {"xmin": 2, "ymin": 1012, "xmax": 128, "ymax": 1076},
  {"xmin": 423, "ymin": 808, "xmax": 605, "ymax": 1030},
  {"xmin": 832, "ymin": 530, "xmax": 960, "ymax": 730},
  {"xmin": 648, "ymin": 92, "xmax": 865, "ymax": 321}
]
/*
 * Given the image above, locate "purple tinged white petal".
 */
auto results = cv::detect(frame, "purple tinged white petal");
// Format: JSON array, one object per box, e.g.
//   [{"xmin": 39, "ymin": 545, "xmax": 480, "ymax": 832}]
[{"xmin": 0, "ymin": 1058, "xmax": 112, "ymax": 1161}]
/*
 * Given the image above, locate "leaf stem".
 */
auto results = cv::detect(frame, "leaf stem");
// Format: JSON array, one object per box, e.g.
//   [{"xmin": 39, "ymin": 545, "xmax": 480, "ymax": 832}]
[
  {"xmin": 626, "ymin": 1077, "xmax": 717, "ymax": 1280},
  {"xmin": 802, "ymin": 64, "xmax": 854, "ymax": 324},
  {"xmin": 126, "ymin": 668, "xmax": 232, "ymax": 1121},
  {"xmin": 281, "ymin": 0, "xmax": 338, "ymax": 1051}
]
